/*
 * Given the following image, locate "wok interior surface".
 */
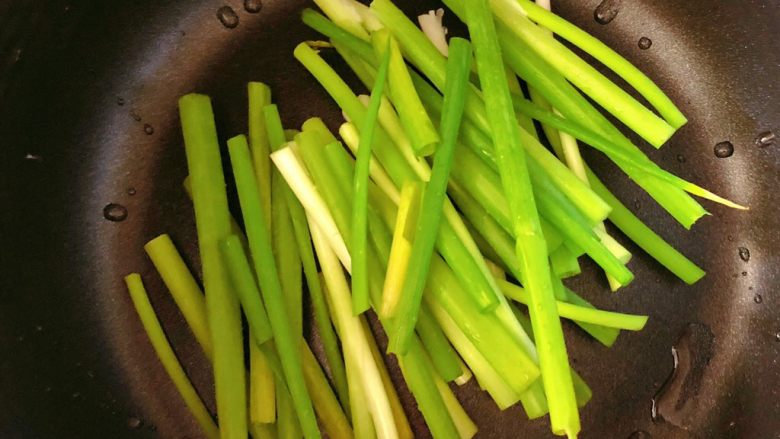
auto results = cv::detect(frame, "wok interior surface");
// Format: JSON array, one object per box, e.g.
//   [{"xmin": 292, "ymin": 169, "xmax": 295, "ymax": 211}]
[{"xmin": 1, "ymin": 0, "xmax": 779, "ymax": 437}]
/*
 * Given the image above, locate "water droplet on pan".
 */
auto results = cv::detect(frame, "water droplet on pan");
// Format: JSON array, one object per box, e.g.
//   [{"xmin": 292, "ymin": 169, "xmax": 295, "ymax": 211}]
[
  {"xmin": 594, "ymin": 0, "xmax": 620, "ymax": 24},
  {"xmin": 143, "ymin": 123, "xmax": 154, "ymax": 135},
  {"xmin": 755, "ymin": 130, "xmax": 776, "ymax": 148},
  {"xmin": 676, "ymin": 154, "xmax": 686, "ymax": 163},
  {"xmin": 127, "ymin": 417, "xmax": 143, "ymax": 429},
  {"xmin": 652, "ymin": 323, "xmax": 714, "ymax": 430},
  {"xmin": 714, "ymin": 141, "xmax": 734, "ymax": 158},
  {"xmin": 638, "ymin": 37, "xmax": 652, "ymax": 50},
  {"xmin": 217, "ymin": 6, "xmax": 239, "ymax": 28},
  {"xmin": 127, "ymin": 187, "xmax": 137, "ymax": 196},
  {"xmin": 244, "ymin": 0, "xmax": 262, "ymax": 13},
  {"xmin": 754, "ymin": 294, "xmax": 762, "ymax": 304},
  {"xmin": 116, "ymin": 97, "xmax": 125, "ymax": 106},
  {"xmin": 738, "ymin": 247, "xmax": 750, "ymax": 262},
  {"xmin": 103, "ymin": 203, "xmax": 128, "ymax": 222}
]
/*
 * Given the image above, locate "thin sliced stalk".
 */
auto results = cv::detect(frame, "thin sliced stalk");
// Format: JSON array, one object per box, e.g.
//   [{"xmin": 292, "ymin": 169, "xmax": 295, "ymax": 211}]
[
  {"xmin": 270, "ymin": 145, "xmax": 352, "ymax": 270},
  {"xmin": 352, "ymin": 39, "xmax": 391, "ymax": 315},
  {"xmin": 499, "ymin": 279, "xmax": 648, "ymax": 331},
  {"xmin": 387, "ymin": 37, "xmax": 475, "ymax": 353},
  {"xmin": 484, "ymin": 258, "xmax": 507, "ymax": 280},
  {"xmin": 301, "ymin": 117, "xmax": 339, "ymax": 144},
  {"xmin": 276, "ymin": 377, "xmax": 302, "ymax": 439},
  {"xmin": 248, "ymin": 82, "xmax": 273, "ymax": 226},
  {"xmin": 397, "ymin": 337, "xmax": 461, "ymax": 439},
  {"xmin": 309, "ymin": 215, "xmax": 398, "ymax": 439},
  {"xmin": 144, "ymin": 234, "xmax": 213, "ymax": 361},
  {"xmin": 179, "ymin": 94, "xmax": 246, "ymax": 439},
  {"xmin": 360, "ymin": 317, "xmax": 415, "ymax": 439},
  {"xmin": 250, "ymin": 423, "xmax": 277, "ymax": 439},
  {"xmin": 381, "ymin": 181, "xmax": 423, "ymax": 318},
  {"xmin": 249, "ymin": 340, "xmax": 277, "ymax": 425},
  {"xmin": 553, "ymin": 278, "xmax": 619, "ymax": 347},
  {"xmin": 263, "ymin": 104, "xmax": 287, "ymax": 150},
  {"xmin": 312, "ymin": 0, "xmax": 370, "ymax": 40},
  {"xmin": 372, "ymin": 29, "xmax": 439, "ymax": 156},
  {"xmin": 301, "ymin": 342, "xmax": 354, "ymax": 439},
  {"xmin": 124, "ymin": 274, "xmax": 220, "ymax": 439},
  {"xmin": 417, "ymin": 302, "xmax": 463, "ymax": 383},
  {"xmin": 463, "ymin": 3, "xmax": 580, "ymax": 431},
  {"xmin": 515, "ymin": 0, "xmax": 687, "ymax": 128},
  {"xmin": 340, "ymin": 122, "xmax": 400, "ymax": 204},
  {"xmin": 454, "ymin": 357, "xmax": 474, "ymax": 386},
  {"xmin": 421, "ymin": 350, "xmax": 478, "ymax": 439},
  {"xmin": 586, "ymin": 166, "xmax": 706, "ymax": 284},
  {"xmin": 346, "ymin": 344, "xmax": 376, "ymax": 439},
  {"xmin": 272, "ymin": 171, "xmax": 304, "ymax": 337},
  {"xmin": 549, "ymin": 246, "xmax": 581, "ymax": 279},
  {"xmin": 295, "ymin": 215, "xmax": 351, "ymax": 413},
  {"xmin": 509, "ymin": 305, "xmax": 592, "ymax": 408},
  {"xmin": 221, "ymin": 235, "xmax": 274, "ymax": 344},
  {"xmin": 323, "ymin": 142, "xmax": 395, "ymax": 276},
  {"xmin": 227, "ymin": 135, "xmax": 320, "ymax": 439},
  {"xmin": 426, "ymin": 297, "xmax": 521, "ymax": 409}
]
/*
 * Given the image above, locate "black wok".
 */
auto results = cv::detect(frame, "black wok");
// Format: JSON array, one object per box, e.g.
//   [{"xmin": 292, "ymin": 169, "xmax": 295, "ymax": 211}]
[{"xmin": 1, "ymin": 0, "xmax": 779, "ymax": 437}]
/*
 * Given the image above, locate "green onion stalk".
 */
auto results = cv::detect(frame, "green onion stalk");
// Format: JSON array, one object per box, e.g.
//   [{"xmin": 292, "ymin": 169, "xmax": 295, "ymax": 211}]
[{"xmin": 179, "ymin": 94, "xmax": 247, "ymax": 439}]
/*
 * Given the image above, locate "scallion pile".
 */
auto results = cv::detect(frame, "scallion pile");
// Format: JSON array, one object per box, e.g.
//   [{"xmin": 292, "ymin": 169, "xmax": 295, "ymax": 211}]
[{"xmin": 124, "ymin": 1, "xmax": 745, "ymax": 438}]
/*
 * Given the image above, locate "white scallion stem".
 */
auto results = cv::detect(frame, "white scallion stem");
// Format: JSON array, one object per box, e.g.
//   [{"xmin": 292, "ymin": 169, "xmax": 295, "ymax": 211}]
[
  {"xmin": 418, "ymin": 9, "xmax": 449, "ymax": 57},
  {"xmin": 309, "ymin": 214, "xmax": 398, "ymax": 439},
  {"xmin": 271, "ymin": 145, "xmax": 352, "ymax": 271}
]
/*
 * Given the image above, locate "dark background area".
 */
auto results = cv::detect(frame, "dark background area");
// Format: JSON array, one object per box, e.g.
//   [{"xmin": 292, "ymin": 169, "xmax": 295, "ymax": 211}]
[{"xmin": 1, "ymin": 0, "xmax": 778, "ymax": 438}]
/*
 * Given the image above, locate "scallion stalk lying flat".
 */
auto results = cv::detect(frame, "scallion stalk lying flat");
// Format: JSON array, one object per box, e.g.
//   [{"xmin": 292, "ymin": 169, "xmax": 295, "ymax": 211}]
[
  {"xmin": 386, "ymin": 37, "xmax": 472, "ymax": 353},
  {"xmin": 227, "ymin": 135, "xmax": 320, "ymax": 439},
  {"xmin": 465, "ymin": 0, "xmax": 579, "ymax": 436},
  {"xmin": 179, "ymin": 94, "xmax": 247, "ymax": 439},
  {"xmin": 124, "ymin": 274, "xmax": 220, "ymax": 439},
  {"xmin": 352, "ymin": 38, "xmax": 391, "ymax": 315}
]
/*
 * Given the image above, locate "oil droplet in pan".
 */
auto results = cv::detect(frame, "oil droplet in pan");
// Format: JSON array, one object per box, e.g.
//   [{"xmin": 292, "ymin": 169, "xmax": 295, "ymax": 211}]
[
  {"xmin": 755, "ymin": 130, "xmax": 776, "ymax": 148},
  {"xmin": 103, "ymin": 203, "xmax": 128, "ymax": 222},
  {"xmin": 244, "ymin": 0, "xmax": 262, "ymax": 13},
  {"xmin": 217, "ymin": 6, "xmax": 239, "ymax": 28},
  {"xmin": 738, "ymin": 247, "xmax": 750, "ymax": 262},
  {"xmin": 714, "ymin": 141, "xmax": 734, "ymax": 158},
  {"xmin": 652, "ymin": 323, "xmax": 714, "ymax": 431},
  {"xmin": 594, "ymin": 0, "xmax": 621, "ymax": 24},
  {"xmin": 638, "ymin": 37, "xmax": 652, "ymax": 50}
]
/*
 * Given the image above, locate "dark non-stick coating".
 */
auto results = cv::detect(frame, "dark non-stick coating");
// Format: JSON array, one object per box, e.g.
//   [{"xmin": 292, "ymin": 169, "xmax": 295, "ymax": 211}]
[{"xmin": 1, "ymin": 0, "xmax": 778, "ymax": 438}]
